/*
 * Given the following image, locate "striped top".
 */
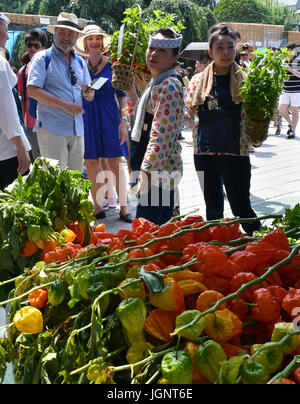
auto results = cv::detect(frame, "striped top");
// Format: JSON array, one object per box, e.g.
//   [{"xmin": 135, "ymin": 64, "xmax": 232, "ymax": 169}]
[{"xmin": 283, "ymin": 56, "xmax": 300, "ymax": 93}]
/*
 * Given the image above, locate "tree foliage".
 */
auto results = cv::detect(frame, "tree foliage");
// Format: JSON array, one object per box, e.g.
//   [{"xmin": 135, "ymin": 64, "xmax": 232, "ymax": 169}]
[
  {"xmin": 258, "ymin": 0, "xmax": 300, "ymax": 30},
  {"xmin": 147, "ymin": 0, "xmax": 211, "ymax": 47},
  {"xmin": 213, "ymin": 0, "xmax": 273, "ymax": 24}
]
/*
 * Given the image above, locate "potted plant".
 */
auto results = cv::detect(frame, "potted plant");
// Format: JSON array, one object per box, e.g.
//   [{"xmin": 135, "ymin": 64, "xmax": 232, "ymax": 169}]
[{"xmin": 239, "ymin": 48, "xmax": 290, "ymax": 146}]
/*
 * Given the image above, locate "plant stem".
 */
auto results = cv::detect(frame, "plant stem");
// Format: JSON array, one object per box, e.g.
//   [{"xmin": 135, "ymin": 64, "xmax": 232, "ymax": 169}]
[
  {"xmin": 110, "ymin": 348, "xmax": 173, "ymax": 374},
  {"xmin": 0, "ymin": 281, "xmax": 55, "ymax": 306},
  {"xmin": 267, "ymin": 355, "xmax": 300, "ymax": 384},
  {"xmin": 251, "ymin": 331, "xmax": 300, "ymax": 361},
  {"xmin": 172, "ymin": 243, "xmax": 300, "ymax": 337}
]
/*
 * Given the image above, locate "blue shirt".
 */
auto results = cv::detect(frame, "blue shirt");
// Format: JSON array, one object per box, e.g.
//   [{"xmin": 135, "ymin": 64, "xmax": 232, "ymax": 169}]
[{"xmin": 28, "ymin": 45, "xmax": 91, "ymax": 137}]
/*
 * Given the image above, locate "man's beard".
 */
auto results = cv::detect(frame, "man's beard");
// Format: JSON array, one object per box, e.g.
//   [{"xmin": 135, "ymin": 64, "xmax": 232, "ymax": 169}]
[{"xmin": 55, "ymin": 38, "xmax": 75, "ymax": 54}]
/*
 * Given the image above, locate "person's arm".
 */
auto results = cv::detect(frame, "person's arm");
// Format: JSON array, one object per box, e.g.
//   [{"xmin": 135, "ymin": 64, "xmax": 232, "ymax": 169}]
[
  {"xmin": 28, "ymin": 85, "xmax": 84, "ymax": 117},
  {"xmin": 10, "ymin": 136, "xmax": 31, "ymax": 175},
  {"xmin": 117, "ymin": 96, "xmax": 129, "ymax": 145},
  {"xmin": 27, "ymin": 51, "xmax": 85, "ymax": 116},
  {"xmin": 286, "ymin": 64, "xmax": 300, "ymax": 78},
  {"xmin": 184, "ymin": 74, "xmax": 200, "ymax": 123},
  {"xmin": 0, "ymin": 61, "xmax": 31, "ymax": 175}
]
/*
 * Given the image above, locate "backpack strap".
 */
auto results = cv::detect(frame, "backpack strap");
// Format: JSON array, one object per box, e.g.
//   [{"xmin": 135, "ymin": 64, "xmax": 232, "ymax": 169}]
[
  {"xmin": 74, "ymin": 54, "xmax": 84, "ymax": 68},
  {"xmin": 44, "ymin": 48, "xmax": 52, "ymax": 70}
]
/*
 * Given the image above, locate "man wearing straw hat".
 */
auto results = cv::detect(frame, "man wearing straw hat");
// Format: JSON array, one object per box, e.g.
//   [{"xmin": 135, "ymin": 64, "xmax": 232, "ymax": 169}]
[{"xmin": 28, "ymin": 12, "xmax": 94, "ymax": 172}]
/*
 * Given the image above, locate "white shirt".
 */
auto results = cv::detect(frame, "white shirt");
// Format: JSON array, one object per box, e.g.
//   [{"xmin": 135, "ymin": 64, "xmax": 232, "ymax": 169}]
[{"xmin": 0, "ymin": 55, "xmax": 31, "ymax": 161}]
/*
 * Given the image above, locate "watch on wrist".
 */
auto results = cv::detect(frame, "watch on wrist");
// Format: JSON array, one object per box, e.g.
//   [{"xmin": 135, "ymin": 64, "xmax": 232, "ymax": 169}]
[{"xmin": 121, "ymin": 116, "xmax": 129, "ymax": 122}]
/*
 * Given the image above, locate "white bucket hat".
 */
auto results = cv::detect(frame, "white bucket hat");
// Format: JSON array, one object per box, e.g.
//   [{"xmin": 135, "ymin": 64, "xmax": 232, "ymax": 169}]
[
  {"xmin": 47, "ymin": 12, "xmax": 83, "ymax": 35},
  {"xmin": 74, "ymin": 25, "xmax": 112, "ymax": 57}
]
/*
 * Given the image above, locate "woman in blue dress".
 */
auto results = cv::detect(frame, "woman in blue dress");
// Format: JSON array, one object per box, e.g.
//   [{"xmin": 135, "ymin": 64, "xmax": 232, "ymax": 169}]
[{"xmin": 75, "ymin": 25, "xmax": 132, "ymax": 223}]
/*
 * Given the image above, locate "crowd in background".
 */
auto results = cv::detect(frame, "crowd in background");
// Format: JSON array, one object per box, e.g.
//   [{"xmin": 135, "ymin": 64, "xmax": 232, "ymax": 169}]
[{"xmin": 1, "ymin": 11, "xmax": 299, "ymax": 232}]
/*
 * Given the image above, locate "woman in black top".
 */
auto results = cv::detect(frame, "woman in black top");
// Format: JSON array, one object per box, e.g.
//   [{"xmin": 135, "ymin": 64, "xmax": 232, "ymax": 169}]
[{"xmin": 189, "ymin": 26, "xmax": 260, "ymax": 236}]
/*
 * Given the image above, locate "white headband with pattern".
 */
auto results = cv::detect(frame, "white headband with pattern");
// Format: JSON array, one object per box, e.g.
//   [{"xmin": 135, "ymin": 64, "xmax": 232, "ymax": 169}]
[
  {"xmin": 0, "ymin": 13, "xmax": 10, "ymax": 25},
  {"xmin": 148, "ymin": 34, "xmax": 182, "ymax": 49}
]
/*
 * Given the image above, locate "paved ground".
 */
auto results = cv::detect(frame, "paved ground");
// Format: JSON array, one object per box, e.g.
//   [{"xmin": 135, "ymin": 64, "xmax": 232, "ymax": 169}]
[
  {"xmin": 1, "ymin": 117, "xmax": 299, "ymax": 383},
  {"xmin": 101, "ymin": 118, "xmax": 300, "ymax": 233}
]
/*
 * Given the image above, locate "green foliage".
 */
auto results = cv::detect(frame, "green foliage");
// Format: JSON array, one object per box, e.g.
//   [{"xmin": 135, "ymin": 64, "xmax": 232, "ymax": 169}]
[
  {"xmin": 213, "ymin": 0, "xmax": 273, "ymax": 24},
  {"xmin": 240, "ymin": 48, "xmax": 290, "ymax": 120},
  {"xmin": 110, "ymin": 6, "xmax": 184, "ymax": 70},
  {"xmin": 147, "ymin": 0, "xmax": 210, "ymax": 47},
  {"xmin": 258, "ymin": 0, "xmax": 300, "ymax": 30}
]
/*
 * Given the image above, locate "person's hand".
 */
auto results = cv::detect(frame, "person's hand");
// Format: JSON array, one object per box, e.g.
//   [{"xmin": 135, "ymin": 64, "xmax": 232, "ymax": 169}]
[
  {"xmin": 125, "ymin": 79, "xmax": 138, "ymax": 105},
  {"xmin": 137, "ymin": 170, "xmax": 151, "ymax": 195},
  {"xmin": 82, "ymin": 84, "xmax": 95, "ymax": 102},
  {"xmin": 186, "ymin": 104, "xmax": 195, "ymax": 117},
  {"xmin": 118, "ymin": 119, "xmax": 128, "ymax": 145},
  {"xmin": 135, "ymin": 72, "xmax": 150, "ymax": 94},
  {"xmin": 245, "ymin": 43, "xmax": 255, "ymax": 53},
  {"xmin": 16, "ymin": 145, "xmax": 31, "ymax": 175},
  {"xmin": 62, "ymin": 100, "xmax": 85, "ymax": 117},
  {"xmin": 286, "ymin": 65, "xmax": 294, "ymax": 74}
]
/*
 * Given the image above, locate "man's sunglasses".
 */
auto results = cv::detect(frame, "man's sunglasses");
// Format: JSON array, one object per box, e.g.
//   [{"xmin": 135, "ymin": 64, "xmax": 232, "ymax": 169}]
[
  {"xmin": 69, "ymin": 67, "xmax": 77, "ymax": 86},
  {"xmin": 26, "ymin": 42, "xmax": 41, "ymax": 50}
]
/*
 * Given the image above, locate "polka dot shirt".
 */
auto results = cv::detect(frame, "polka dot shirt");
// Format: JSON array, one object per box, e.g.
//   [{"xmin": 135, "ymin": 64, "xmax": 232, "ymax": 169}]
[{"xmin": 141, "ymin": 77, "xmax": 184, "ymax": 188}]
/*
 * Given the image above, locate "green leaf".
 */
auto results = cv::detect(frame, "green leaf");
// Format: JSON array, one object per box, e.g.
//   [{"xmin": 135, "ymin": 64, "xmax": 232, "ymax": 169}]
[
  {"xmin": 0, "ymin": 343, "xmax": 7, "ymax": 383},
  {"xmin": 138, "ymin": 267, "xmax": 166, "ymax": 293}
]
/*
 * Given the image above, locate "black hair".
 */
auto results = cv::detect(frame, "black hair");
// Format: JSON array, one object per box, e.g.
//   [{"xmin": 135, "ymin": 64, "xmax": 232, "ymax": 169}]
[
  {"xmin": 151, "ymin": 27, "xmax": 181, "ymax": 55},
  {"xmin": 230, "ymin": 29, "xmax": 241, "ymax": 41},
  {"xmin": 20, "ymin": 52, "xmax": 31, "ymax": 66},
  {"xmin": 208, "ymin": 25, "xmax": 236, "ymax": 49},
  {"xmin": 209, "ymin": 22, "xmax": 229, "ymax": 35},
  {"xmin": 24, "ymin": 29, "xmax": 48, "ymax": 48}
]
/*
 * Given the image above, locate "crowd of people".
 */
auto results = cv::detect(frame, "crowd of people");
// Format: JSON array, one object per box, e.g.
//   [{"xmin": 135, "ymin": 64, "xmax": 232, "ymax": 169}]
[{"xmin": 0, "ymin": 11, "xmax": 299, "ymax": 234}]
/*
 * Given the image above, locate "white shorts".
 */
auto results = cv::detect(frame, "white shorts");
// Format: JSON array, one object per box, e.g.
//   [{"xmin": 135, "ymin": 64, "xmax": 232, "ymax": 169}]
[
  {"xmin": 279, "ymin": 92, "xmax": 300, "ymax": 107},
  {"xmin": 37, "ymin": 128, "xmax": 84, "ymax": 172}
]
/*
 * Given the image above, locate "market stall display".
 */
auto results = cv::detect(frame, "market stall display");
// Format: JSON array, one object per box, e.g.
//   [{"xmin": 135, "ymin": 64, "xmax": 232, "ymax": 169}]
[
  {"xmin": 0, "ymin": 159, "xmax": 95, "ymax": 300},
  {"xmin": 0, "ymin": 162, "xmax": 300, "ymax": 385}
]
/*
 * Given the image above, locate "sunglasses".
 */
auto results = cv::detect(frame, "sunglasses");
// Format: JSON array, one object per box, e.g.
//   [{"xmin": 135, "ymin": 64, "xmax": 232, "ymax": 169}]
[
  {"xmin": 69, "ymin": 67, "xmax": 77, "ymax": 86},
  {"xmin": 26, "ymin": 42, "xmax": 41, "ymax": 50}
]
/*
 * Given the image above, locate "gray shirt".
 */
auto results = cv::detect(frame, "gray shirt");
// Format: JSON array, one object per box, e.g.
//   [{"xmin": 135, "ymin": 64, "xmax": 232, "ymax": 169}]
[{"xmin": 28, "ymin": 45, "xmax": 91, "ymax": 137}]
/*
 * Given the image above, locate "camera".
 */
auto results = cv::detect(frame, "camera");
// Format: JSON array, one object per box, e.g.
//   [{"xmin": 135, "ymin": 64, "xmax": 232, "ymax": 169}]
[{"xmin": 242, "ymin": 44, "xmax": 249, "ymax": 51}]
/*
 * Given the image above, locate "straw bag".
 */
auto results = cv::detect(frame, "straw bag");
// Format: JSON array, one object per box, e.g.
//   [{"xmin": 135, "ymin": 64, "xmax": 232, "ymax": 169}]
[{"xmin": 111, "ymin": 4, "xmax": 142, "ymax": 91}]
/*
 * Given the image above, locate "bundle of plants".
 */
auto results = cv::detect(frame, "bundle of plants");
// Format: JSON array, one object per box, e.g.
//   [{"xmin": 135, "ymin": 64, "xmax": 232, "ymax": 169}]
[
  {"xmin": 109, "ymin": 6, "xmax": 184, "ymax": 90},
  {"xmin": 240, "ymin": 48, "xmax": 290, "ymax": 146}
]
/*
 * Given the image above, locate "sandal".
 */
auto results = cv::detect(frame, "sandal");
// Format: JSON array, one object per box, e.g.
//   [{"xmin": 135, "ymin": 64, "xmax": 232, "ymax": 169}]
[
  {"xmin": 275, "ymin": 126, "xmax": 281, "ymax": 136},
  {"xmin": 119, "ymin": 212, "xmax": 133, "ymax": 223},
  {"xmin": 95, "ymin": 210, "xmax": 106, "ymax": 220}
]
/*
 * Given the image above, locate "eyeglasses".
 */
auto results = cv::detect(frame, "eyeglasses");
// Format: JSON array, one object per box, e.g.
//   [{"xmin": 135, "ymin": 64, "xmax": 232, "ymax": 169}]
[
  {"xmin": 26, "ymin": 42, "xmax": 41, "ymax": 50},
  {"xmin": 69, "ymin": 67, "xmax": 77, "ymax": 86}
]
